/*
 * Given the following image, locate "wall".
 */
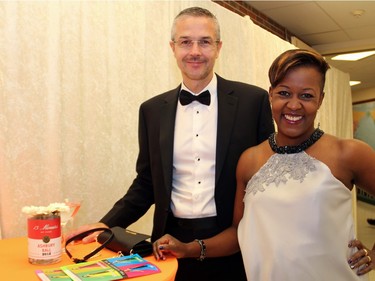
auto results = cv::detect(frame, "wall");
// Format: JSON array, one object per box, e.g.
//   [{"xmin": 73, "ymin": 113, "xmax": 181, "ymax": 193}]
[
  {"xmin": 352, "ymin": 87, "xmax": 375, "ymax": 103},
  {"xmin": 214, "ymin": 1, "xmax": 293, "ymax": 43}
]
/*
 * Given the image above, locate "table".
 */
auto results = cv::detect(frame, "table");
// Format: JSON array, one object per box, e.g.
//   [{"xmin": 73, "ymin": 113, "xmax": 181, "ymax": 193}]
[{"xmin": 0, "ymin": 237, "xmax": 177, "ymax": 280}]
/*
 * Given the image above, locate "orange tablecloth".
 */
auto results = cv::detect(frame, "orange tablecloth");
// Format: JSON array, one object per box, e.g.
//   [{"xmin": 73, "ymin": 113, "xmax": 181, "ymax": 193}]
[{"xmin": 0, "ymin": 237, "xmax": 177, "ymax": 281}]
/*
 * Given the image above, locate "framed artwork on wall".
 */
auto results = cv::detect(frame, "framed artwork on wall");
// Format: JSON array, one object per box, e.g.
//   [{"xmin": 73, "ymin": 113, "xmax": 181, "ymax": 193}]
[{"xmin": 353, "ymin": 98, "xmax": 375, "ymax": 205}]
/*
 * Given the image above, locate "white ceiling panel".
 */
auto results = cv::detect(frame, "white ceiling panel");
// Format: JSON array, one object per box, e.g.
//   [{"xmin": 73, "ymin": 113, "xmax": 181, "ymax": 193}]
[
  {"xmin": 317, "ymin": 1, "xmax": 375, "ymax": 28},
  {"xmin": 300, "ymin": 30, "xmax": 350, "ymax": 45},
  {"xmin": 345, "ymin": 26, "xmax": 375, "ymax": 40},
  {"xmin": 255, "ymin": 2, "xmax": 340, "ymax": 35}
]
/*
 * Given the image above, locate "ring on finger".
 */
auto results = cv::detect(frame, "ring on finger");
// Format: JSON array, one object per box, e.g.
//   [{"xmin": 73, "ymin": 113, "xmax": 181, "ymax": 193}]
[
  {"xmin": 363, "ymin": 249, "xmax": 368, "ymax": 256},
  {"xmin": 368, "ymin": 255, "xmax": 372, "ymax": 263}
]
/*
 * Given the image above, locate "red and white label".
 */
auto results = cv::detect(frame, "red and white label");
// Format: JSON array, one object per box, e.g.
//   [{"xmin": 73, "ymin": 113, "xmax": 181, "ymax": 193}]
[{"xmin": 27, "ymin": 217, "xmax": 62, "ymax": 260}]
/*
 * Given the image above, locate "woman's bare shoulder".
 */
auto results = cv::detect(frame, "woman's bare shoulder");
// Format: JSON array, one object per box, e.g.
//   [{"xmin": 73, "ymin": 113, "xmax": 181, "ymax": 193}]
[
  {"xmin": 317, "ymin": 133, "xmax": 375, "ymax": 174},
  {"xmin": 237, "ymin": 140, "xmax": 273, "ymax": 181},
  {"xmin": 240, "ymin": 140, "xmax": 271, "ymax": 161}
]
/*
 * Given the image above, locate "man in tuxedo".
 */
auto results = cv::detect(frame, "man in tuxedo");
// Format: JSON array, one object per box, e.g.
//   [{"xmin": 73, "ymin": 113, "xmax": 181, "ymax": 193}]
[{"xmin": 71, "ymin": 6, "xmax": 274, "ymax": 280}]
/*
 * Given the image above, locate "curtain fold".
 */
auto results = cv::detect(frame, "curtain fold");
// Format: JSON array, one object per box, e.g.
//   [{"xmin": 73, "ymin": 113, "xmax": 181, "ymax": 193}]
[{"xmin": 0, "ymin": 1, "xmax": 352, "ymax": 238}]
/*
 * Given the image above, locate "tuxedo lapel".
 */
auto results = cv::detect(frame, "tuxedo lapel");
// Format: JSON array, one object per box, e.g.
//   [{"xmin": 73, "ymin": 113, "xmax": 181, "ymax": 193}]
[
  {"xmin": 159, "ymin": 88, "xmax": 179, "ymax": 194},
  {"xmin": 215, "ymin": 77, "xmax": 238, "ymax": 184}
]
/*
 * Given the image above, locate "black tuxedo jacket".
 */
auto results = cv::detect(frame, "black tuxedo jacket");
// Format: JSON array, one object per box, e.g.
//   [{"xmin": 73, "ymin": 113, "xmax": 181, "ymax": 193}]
[{"xmin": 101, "ymin": 75, "xmax": 274, "ymax": 241}]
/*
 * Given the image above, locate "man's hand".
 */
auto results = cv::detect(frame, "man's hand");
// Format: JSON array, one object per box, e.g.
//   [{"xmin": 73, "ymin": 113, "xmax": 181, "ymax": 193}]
[{"xmin": 65, "ymin": 222, "xmax": 109, "ymax": 244}]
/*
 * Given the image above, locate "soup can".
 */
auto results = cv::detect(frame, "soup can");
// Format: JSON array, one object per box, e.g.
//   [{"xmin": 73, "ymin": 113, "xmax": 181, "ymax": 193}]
[{"xmin": 27, "ymin": 212, "xmax": 62, "ymax": 265}]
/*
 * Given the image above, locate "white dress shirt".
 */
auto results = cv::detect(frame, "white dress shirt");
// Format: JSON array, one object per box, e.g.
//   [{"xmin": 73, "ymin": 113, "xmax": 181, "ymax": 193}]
[{"xmin": 171, "ymin": 75, "xmax": 218, "ymax": 218}]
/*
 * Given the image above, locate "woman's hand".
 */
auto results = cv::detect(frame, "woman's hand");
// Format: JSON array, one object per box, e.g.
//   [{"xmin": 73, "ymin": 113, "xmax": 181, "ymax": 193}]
[
  {"xmin": 153, "ymin": 234, "xmax": 195, "ymax": 261},
  {"xmin": 348, "ymin": 239, "xmax": 374, "ymax": 275}
]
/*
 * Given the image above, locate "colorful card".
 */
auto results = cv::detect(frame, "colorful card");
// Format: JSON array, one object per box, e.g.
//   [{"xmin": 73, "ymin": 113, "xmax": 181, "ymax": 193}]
[
  {"xmin": 35, "ymin": 268, "xmax": 71, "ymax": 281},
  {"xmin": 36, "ymin": 254, "xmax": 160, "ymax": 281},
  {"xmin": 106, "ymin": 255, "xmax": 160, "ymax": 278}
]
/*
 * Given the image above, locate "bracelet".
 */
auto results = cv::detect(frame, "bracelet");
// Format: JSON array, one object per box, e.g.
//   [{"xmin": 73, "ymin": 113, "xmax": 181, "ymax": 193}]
[{"xmin": 195, "ymin": 239, "xmax": 206, "ymax": 261}]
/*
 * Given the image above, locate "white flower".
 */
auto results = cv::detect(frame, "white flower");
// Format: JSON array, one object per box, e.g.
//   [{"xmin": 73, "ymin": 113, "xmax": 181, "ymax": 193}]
[{"xmin": 22, "ymin": 203, "xmax": 70, "ymax": 216}]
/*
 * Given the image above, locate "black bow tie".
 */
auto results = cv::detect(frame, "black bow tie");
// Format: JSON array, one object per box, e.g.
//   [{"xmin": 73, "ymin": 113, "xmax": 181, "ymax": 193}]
[{"xmin": 179, "ymin": 90, "xmax": 211, "ymax": 106}]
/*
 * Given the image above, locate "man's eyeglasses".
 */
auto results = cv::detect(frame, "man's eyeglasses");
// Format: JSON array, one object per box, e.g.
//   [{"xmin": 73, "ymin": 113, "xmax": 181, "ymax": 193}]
[{"xmin": 173, "ymin": 39, "xmax": 219, "ymax": 49}]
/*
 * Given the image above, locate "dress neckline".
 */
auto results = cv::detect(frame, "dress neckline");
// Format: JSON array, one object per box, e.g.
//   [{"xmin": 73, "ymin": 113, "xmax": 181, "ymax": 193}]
[{"xmin": 268, "ymin": 128, "xmax": 324, "ymax": 154}]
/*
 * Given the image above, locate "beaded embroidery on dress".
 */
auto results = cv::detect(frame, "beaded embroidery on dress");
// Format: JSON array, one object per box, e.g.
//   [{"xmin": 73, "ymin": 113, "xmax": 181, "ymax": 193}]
[{"xmin": 245, "ymin": 152, "xmax": 318, "ymax": 196}]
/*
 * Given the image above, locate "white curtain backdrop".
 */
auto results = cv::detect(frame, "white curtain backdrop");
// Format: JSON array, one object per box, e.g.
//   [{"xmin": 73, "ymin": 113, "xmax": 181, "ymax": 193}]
[{"xmin": 0, "ymin": 0, "xmax": 352, "ymax": 239}]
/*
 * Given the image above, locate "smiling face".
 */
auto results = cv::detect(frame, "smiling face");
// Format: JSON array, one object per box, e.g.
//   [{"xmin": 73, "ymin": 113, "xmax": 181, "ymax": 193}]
[
  {"xmin": 269, "ymin": 66, "xmax": 324, "ymax": 146},
  {"xmin": 170, "ymin": 15, "xmax": 222, "ymax": 92}
]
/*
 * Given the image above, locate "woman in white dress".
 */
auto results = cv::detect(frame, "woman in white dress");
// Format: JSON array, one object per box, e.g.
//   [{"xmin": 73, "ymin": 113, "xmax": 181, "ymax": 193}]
[
  {"xmin": 153, "ymin": 49, "xmax": 375, "ymax": 280},
  {"xmin": 236, "ymin": 49, "xmax": 375, "ymax": 280}
]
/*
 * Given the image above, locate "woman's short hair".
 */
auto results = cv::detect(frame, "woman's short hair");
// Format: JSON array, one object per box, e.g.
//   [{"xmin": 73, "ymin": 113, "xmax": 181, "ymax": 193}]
[{"xmin": 269, "ymin": 49, "xmax": 330, "ymax": 91}]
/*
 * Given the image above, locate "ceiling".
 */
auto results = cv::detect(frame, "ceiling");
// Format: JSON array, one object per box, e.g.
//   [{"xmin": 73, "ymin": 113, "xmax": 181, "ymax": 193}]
[{"xmin": 245, "ymin": 1, "xmax": 375, "ymax": 93}]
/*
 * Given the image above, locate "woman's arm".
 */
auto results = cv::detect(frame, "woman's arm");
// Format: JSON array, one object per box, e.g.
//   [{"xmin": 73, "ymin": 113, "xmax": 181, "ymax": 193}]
[{"xmin": 153, "ymin": 148, "xmax": 254, "ymax": 260}]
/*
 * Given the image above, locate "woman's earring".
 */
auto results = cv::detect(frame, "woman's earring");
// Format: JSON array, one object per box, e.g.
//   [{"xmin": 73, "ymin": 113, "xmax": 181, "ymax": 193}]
[{"xmin": 316, "ymin": 110, "xmax": 321, "ymax": 129}]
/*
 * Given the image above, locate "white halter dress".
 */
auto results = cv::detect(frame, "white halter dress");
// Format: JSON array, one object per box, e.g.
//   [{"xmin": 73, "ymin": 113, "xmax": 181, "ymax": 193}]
[{"xmin": 238, "ymin": 152, "xmax": 368, "ymax": 281}]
